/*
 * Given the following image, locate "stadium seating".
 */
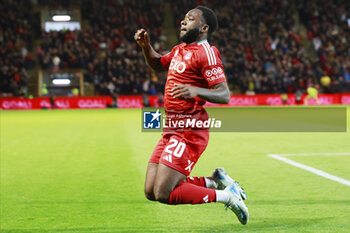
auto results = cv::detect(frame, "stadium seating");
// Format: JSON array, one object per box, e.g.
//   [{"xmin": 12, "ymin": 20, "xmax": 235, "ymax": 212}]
[
  {"xmin": 37, "ymin": 0, "xmax": 167, "ymax": 96},
  {"xmin": 171, "ymin": 0, "xmax": 349, "ymax": 94},
  {"xmin": 0, "ymin": 0, "xmax": 34, "ymax": 97},
  {"xmin": 297, "ymin": 0, "xmax": 350, "ymax": 93},
  {"xmin": 1, "ymin": 0, "xmax": 349, "ymax": 97}
]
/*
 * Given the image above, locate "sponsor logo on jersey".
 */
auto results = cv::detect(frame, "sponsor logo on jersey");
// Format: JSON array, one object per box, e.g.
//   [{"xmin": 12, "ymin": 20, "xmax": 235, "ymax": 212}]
[
  {"xmin": 206, "ymin": 70, "xmax": 213, "ymax": 77},
  {"xmin": 206, "ymin": 73, "xmax": 225, "ymax": 82},
  {"xmin": 169, "ymin": 59, "xmax": 186, "ymax": 73},
  {"xmin": 205, "ymin": 67, "xmax": 224, "ymax": 82},
  {"xmin": 143, "ymin": 109, "xmax": 161, "ymax": 129}
]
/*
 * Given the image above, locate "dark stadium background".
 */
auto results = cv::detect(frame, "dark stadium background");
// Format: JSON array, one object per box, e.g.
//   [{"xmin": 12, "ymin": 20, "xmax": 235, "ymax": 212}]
[
  {"xmin": 0, "ymin": 0, "xmax": 349, "ymax": 107},
  {"xmin": 1, "ymin": 1, "xmax": 350, "ymax": 232}
]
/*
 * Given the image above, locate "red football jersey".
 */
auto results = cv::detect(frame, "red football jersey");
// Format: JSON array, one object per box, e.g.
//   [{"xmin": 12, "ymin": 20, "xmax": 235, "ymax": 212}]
[
  {"xmin": 160, "ymin": 40, "xmax": 226, "ymax": 112},
  {"xmin": 151, "ymin": 40, "xmax": 226, "ymax": 172}
]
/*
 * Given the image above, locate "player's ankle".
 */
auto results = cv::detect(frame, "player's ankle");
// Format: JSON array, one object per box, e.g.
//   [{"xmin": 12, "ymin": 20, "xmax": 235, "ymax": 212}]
[
  {"xmin": 205, "ymin": 177, "xmax": 218, "ymax": 189},
  {"xmin": 215, "ymin": 190, "xmax": 230, "ymax": 203}
]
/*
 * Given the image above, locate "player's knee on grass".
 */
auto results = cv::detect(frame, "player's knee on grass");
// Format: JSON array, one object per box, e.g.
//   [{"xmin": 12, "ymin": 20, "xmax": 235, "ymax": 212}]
[
  {"xmin": 153, "ymin": 185, "xmax": 172, "ymax": 203},
  {"xmin": 152, "ymin": 164, "xmax": 187, "ymax": 203},
  {"xmin": 144, "ymin": 163, "xmax": 159, "ymax": 201},
  {"xmin": 144, "ymin": 187, "xmax": 156, "ymax": 201}
]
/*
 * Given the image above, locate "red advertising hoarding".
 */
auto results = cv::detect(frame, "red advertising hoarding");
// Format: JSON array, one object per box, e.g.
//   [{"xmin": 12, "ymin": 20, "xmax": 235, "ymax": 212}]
[
  {"xmin": 205, "ymin": 94, "xmax": 347, "ymax": 107},
  {"xmin": 0, "ymin": 96, "xmax": 112, "ymax": 110},
  {"xmin": 1, "ymin": 94, "xmax": 349, "ymax": 110}
]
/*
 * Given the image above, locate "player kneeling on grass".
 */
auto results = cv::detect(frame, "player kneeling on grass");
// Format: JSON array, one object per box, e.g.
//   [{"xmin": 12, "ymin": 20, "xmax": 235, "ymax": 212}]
[{"xmin": 134, "ymin": 6, "xmax": 249, "ymax": 224}]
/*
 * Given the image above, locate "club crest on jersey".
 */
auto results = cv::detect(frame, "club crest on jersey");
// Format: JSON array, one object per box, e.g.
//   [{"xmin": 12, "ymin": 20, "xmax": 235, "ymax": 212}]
[
  {"xmin": 184, "ymin": 52, "xmax": 192, "ymax": 60},
  {"xmin": 169, "ymin": 59, "xmax": 186, "ymax": 73}
]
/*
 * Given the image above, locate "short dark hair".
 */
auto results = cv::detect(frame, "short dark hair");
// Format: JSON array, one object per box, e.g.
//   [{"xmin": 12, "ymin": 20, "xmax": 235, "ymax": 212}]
[{"xmin": 195, "ymin": 5, "xmax": 218, "ymax": 35}]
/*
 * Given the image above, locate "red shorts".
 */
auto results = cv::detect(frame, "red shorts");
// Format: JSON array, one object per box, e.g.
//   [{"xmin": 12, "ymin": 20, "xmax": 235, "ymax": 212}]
[{"xmin": 149, "ymin": 131, "xmax": 209, "ymax": 176}]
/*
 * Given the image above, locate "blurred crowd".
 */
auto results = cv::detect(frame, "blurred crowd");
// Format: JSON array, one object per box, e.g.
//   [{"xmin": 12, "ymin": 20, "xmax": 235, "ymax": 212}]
[
  {"xmin": 298, "ymin": 0, "xmax": 350, "ymax": 93},
  {"xmin": 1, "ymin": 0, "xmax": 349, "ymax": 97},
  {"xmin": 0, "ymin": 0, "xmax": 34, "ymax": 96},
  {"xmin": 174, "ymin": 0, "xmax": 350, "ymax": 94},
  {"xmin": 38, "ymin": 0, "xmax": 167, "ymax": 96},
  {"xmin": 209, "ymin": 0, "xmax": 305, "ymax": 94}
]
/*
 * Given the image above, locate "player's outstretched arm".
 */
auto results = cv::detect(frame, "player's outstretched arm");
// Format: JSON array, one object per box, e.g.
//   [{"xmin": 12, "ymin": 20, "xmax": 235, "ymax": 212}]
[
  {"xmin": 172, "ymin": 82, "xmax": 230, "ymax": 104},
  {"xmin": 134, "ymin": 29, "xmax": 166, "ymax": 72}
]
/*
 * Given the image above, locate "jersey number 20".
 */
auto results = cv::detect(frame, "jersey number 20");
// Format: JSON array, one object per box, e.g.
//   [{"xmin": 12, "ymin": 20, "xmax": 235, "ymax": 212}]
[{"xmin": 165, "ymin": 138, "xmax": 186, "ymax": 158}]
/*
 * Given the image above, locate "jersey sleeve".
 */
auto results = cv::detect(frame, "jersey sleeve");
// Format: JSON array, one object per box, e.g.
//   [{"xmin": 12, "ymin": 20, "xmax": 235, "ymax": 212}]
[{"xmin": 199, "ymin": 45, "xmax": 226, "ymax": 87}]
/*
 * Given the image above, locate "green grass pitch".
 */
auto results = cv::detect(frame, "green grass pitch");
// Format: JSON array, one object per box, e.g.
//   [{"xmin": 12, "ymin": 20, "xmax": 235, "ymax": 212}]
[{"xmin": 1, "ymin": 106, "xmax": 350, "ymax": 232}]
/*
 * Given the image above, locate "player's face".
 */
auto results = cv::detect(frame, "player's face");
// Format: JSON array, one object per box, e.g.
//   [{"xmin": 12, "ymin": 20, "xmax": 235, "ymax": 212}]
[{"xmin": 179, "ymin": 9, "xmax": 203, "ymax": 43}]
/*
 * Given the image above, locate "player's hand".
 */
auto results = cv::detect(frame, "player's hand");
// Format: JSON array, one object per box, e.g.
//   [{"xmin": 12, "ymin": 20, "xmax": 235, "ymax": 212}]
[
  {"xmin": 134, "ymin": 29, "xmax": 150, "ymax": 48},
  {"xmin": 171, "ymin": 84, "xmax": 198, "ymax": 99}
]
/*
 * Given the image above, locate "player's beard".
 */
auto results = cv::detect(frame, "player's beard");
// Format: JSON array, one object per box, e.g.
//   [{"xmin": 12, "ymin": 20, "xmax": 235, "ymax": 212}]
[{"xmin": 180, "ymin": 26, "xmax": 200, "ymax": 44}]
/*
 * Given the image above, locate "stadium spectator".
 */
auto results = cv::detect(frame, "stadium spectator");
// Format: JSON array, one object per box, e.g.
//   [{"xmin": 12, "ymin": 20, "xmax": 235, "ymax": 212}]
[
  {"xmin": 38, "ymin": 0, "xmax": 168, "ymax": 96},
  {"xmin": 0, "ymin": 0, "xmax": 34, "ymax": 97},
  {"xmin": 3, "ymin": 0, "xmax": 348, "ymax": 97},
  {"xmin": 298, "ymin": 0, "xmax": 350, "ymax": 93},
  {"xmin": 171, "ymin": 0, "xmax": 350, "ymax": 94},
  {"xmin": 208, "ymin": 0, "xmax": 313, "ymax": 94}
]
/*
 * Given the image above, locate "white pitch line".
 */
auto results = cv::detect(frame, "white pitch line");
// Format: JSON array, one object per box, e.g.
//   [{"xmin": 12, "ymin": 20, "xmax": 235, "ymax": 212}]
[
  {"xmin": 268, "ymin": 154, "xmax": 350, "ymax": 187},
  {"xmin": 277, "ymin": 153, "xmax": 350, "ymax": 156}
]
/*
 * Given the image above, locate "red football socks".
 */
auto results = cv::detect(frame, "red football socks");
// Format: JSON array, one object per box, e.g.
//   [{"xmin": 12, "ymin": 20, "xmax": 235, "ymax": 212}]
[
  {"xmin": 168, "ymin": 182, "xmax": 216, "ymax": 204},
  {"xmin": 185, "ymin": 176, "xmax": 218, "ymax": 189},
  {"xmin": 185, "ymin": 176, "xmax": 207, "ymax": 187}
]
